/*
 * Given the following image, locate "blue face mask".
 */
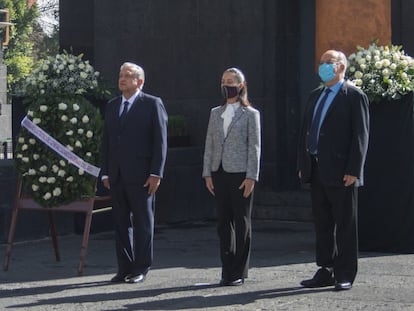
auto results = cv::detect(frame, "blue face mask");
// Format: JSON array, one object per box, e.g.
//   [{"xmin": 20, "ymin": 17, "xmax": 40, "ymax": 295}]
[{"xmin": 318, "ymin": 63, "xmax": 336, "ymax": 83}]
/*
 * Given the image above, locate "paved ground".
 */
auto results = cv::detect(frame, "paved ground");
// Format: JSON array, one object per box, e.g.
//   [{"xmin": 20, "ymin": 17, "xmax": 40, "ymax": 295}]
[{"xmin": 1, "ymin": 220, "xmax": 414, "ymax": 311}]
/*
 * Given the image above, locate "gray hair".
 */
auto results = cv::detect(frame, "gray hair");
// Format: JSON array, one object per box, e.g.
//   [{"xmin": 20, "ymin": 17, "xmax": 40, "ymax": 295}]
[{"xmin": 120, "ymin": 62, "xmax": 145, "ymax": 88}]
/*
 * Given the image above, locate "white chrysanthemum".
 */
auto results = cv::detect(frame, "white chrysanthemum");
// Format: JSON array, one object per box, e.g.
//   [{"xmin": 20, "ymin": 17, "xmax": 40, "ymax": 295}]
[
  {"xmin": 73, "ymin": 104, "xmax": 80, "ymax": 111},
  {"xmin": 53, "ymin": 188, "xmax": 62, "ymax": 197},
  {"xmin": 61, "ymin": 115, "xmax": 68, "ymax": 122},
  {"xmin": 39, "ymin": 105, "xmax": 48, "ymax": 112},
  {"xmin": 28, "ymin": 169, "xmax": 36, "ymax": 175},
  {"xmin": 82, "ymin": 115, "xmax": 90, "ymax": 123},
  {"xmin": 47, "ymin": 177, "xmax": 56, "ymax": 184},
  {"xmin": 58, "ymin": 102, "xmax": 68, "ymax": 110},
  {"xmin": 43, "ymin": 192, "xmax": 52, "ymax": 200},
  {"xmin": 33, "ymin": 154, "xmax": 40, "ymax": 160},
  {"xmin": 32, "ymin": 184, "xmax": 39, "ymax": 191},
  {"xmin": 86, "ymin": 131, "xmax": 93, "ymax": 138},
  {"xmin": 39, "ymin": 165, "xmax": 48, "ymax": 172},
  {"xmin": 33, "ymin": 118, "xmax": 41, "ymax": 124},
  {"xmin": 39, "ymin": 177, "xmax": 47, "ymax": 183},
  {"xmin": 70, "ymin": 117, "xmax": 78, "ymax": 124}
]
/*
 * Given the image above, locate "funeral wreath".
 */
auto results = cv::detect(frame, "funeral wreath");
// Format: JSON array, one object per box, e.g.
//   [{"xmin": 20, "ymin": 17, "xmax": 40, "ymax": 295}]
[
  {"xmin": 14, "ymin": 51, "xmax": 108, "ymax": 207},
  {"xmin": 347, "ymin": 42, "xmax": 414, "ymax": 103}
]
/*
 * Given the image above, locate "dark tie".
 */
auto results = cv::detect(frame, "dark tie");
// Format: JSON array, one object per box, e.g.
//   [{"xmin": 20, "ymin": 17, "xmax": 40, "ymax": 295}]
[
  {"xmin": 307, "ymin": 89, "xmax": 331, "ymax": 154},
  {"xmin": 119, "ymin": 101, "xmax": 130, "ymax": 126}
]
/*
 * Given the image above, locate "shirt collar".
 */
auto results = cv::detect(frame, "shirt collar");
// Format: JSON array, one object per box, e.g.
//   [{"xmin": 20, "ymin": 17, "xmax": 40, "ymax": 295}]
[
  {"xmin": 122, "ymin": 89, "xmax": 140, "ymax": 105},
  {"xmin": 226, "ymin": 101, "xmax": 240, "ymax": 111},
  {"xmin": 326, "ymin": 79, "xmax": 344, "ymax": 93}
]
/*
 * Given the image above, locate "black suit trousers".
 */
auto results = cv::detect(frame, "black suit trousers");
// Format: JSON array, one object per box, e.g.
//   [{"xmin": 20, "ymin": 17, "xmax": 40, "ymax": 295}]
[
  {"xmin": 212, "ymin": 166, "xmax": 253, "ymax": 281},
  {"xmin": 310, "ymin": 158, "xmax": 358, "ymax": 283},
  {"xmin": 110, "ymin": 177, "xmax": 155, "ymax": 276}
]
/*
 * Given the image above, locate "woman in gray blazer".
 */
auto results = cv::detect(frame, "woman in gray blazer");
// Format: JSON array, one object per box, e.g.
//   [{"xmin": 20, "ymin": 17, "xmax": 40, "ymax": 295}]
[{"xmin": 203, "ymin": 67, "xmax": 261, "ymax": 286}]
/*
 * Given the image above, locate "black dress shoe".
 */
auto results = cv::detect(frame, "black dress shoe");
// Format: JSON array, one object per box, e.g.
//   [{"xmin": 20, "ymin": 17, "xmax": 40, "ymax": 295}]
[
  {"xmin": 125, "ymin": 274, "xmax": 146, "ymax": 284},
  {"xmin": 219, "ymin": 278, "xmax": 229, "ymax": 286},
  {"xmin": 110, "ymin": 273, "xmax": 128, "ymax": 283},
  {"xmin": 300, "ymin": 268, "xmax": 335, "ymax": 288},
  {"xmin": 334, "ymin": 281, "xmax": 352, "ymax": 291}
]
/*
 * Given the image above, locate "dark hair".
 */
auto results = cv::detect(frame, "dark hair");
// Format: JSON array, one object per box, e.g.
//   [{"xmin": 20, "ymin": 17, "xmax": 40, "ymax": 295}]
[{"xmin": 222, "ymin": 67, "xmax": 251, "ymax": 107}]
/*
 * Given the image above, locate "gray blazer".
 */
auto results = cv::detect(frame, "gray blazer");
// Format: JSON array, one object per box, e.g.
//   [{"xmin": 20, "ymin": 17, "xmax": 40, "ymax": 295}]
[{"xmin": 202, "ymin": 104, "xmax": 261, "ymax": 181}]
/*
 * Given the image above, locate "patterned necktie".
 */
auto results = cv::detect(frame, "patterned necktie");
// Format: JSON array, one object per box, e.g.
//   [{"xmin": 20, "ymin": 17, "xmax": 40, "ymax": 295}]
[
  {"xmin": 119, "ymin": 101, "xmax": 130, "ymax": 126},
  {"xmin": 307, "ymin": 89, "xmax": 331, "ymax": 154}
]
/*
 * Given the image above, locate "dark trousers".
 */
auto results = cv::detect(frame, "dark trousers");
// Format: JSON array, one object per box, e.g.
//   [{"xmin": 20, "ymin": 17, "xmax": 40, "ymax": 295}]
[
  {"xmin": 212, "ymin": 167, "xmax": 253, "ymax": 281},
  {"xmin": 310, "ymin": 158, "xmax": 358, "ymax": 283},
  {"xmin": 110, "ymin": 178, "xmax": 155, "ymax": 276}
]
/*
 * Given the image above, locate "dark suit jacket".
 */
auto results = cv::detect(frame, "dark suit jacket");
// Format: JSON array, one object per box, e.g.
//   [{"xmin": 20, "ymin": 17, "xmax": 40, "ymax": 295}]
[
  {"xmin": 297, "ymin": 81, "xmax": 369, "ymax": 187},
  {"xmin": 100, "ymin": 92, "xmax": 168, "ymax": 185}
]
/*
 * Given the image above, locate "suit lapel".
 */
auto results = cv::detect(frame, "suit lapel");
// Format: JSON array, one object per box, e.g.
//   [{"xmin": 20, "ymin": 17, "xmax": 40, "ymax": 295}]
[
  {"xmin": 217, "ymin": 105, "xmax": 226, "ymax": 141},
  {"xmin": 323, "ymin": 82, "xmax": 348, "ymax": 122},
  {"xmin": 120, "ymin": 92, "xmax": 144, "ymax": 129},
  {"xmin": 226, "ymin": 106, "xmax": 245, "ymax": 137}
]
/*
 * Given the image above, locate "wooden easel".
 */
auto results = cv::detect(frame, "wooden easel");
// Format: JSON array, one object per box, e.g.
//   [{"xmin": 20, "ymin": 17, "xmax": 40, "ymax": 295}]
[{"xmin": 3, "ymin": 178, "xmax": 112, "ymax": 275}]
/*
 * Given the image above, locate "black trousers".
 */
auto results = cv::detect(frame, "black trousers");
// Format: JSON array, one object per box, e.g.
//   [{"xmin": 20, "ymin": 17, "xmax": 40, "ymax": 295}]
[
  {"xmin": 212, "ymin": 166, "xmax": 253, "ymax": 281},
  {"xmin": 110, "ymin": 178, "xmax": 155, "ymax": 276},
  {"xmin": 310, "ymin": 157, "xmax": 358, "ymax": 283}
]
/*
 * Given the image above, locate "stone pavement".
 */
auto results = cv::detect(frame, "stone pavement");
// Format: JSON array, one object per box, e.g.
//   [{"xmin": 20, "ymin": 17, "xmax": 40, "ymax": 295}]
[{"xmin": 1, "ymin": 220, "xmax": 414, "ymax": 311}]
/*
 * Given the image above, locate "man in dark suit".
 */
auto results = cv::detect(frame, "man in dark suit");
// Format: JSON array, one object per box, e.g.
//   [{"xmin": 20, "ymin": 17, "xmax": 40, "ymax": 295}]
[
  {"xmin": 297, "ymin": 50, "xmax": 369, "ymax": 291},
  {"xmin": 101, "ymin": 62, "xmax": 168, "ymax": 283}
]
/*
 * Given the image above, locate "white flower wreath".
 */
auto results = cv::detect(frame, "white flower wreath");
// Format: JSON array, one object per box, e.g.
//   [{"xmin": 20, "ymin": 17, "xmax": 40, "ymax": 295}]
[
  {"xmin": 347, "ymin": 43, "xmax": 414, "ymax": 103},
  {"xmin": 14, "ymin": 51, "xmax": 108, "ymax": 207}
]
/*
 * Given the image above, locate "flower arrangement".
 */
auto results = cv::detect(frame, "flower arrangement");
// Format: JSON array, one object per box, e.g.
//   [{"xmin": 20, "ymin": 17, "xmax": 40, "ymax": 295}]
[
  {"xmin": 14, "ymin": 52, "xmax": 109, "ymax": 207},
  {"xmin": 20, "ymin": 50, "xmax": 109, "ymax": 102},
  {"xmin": 347, "ymin": 43, "xmax": 414, "ymax": 103}
]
